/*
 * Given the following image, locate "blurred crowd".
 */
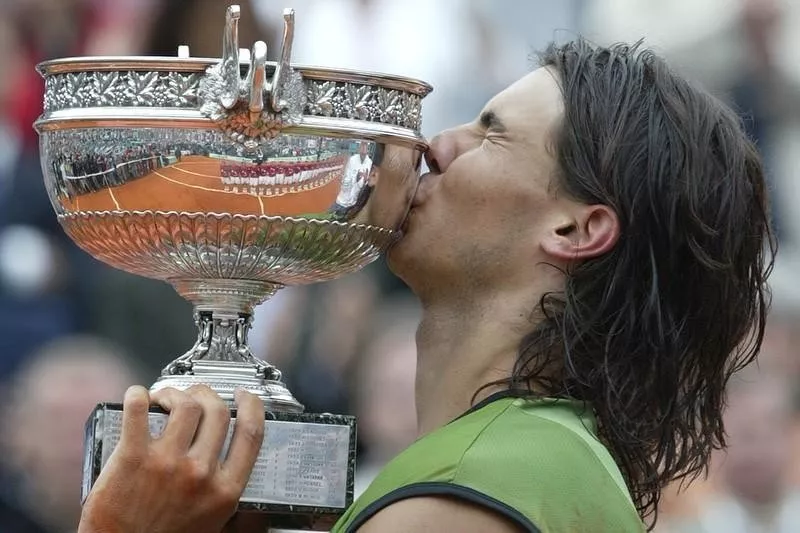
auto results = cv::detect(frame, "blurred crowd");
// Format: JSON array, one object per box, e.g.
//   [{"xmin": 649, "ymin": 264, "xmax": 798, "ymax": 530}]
[{"xmin": 0, "ymin": 1, "xmax": 799, "ymax": 532}]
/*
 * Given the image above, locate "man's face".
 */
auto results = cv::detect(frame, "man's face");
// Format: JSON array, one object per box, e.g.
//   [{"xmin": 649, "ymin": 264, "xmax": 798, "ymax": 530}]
[{"xmin": 388, "ymin": 68, "xmax": 567, "ymax": 294}]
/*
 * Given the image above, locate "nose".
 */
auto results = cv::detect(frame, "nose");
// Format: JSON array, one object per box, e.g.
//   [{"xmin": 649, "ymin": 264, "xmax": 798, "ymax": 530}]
[{"xmin": 425, "ymin": 127, "xmax": 462, "ymax": 174}]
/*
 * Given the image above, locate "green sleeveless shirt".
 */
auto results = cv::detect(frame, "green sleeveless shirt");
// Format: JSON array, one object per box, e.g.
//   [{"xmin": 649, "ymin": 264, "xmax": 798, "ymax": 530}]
[{"xmin": 331, "ymin": 392, "xmax": 645, "ymax": 532}]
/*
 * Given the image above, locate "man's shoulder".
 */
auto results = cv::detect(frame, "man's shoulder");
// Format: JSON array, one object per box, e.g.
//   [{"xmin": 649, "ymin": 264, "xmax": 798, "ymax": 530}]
[
  {"xmin": 369, "ymin": 397, "xmax": 624, "ymax": 489},
  {"xmin": 433, "ymin": 397, "xmax": 642, "ymax": 528},
  {"xmin": 355, "ymin": 494, "xmax": 527, "ymax": 533},
  {"xmin": 338, "ymin": 397, "xmax": 643, "ymax": 532},
  {"xmin": 454, "ymin": 398, "xmax": 630, "ymax": 492}
]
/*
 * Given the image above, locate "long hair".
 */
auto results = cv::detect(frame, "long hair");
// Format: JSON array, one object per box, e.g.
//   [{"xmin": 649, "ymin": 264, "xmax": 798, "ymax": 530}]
[{"xmin": 508, "ymin": 40, "xmax": 776, "ymax": 528}]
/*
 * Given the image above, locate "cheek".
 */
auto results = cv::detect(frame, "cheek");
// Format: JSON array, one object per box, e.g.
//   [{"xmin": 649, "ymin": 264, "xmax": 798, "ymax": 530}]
[{"xmin": 439, "ymin": 153, "xmax": 541, "ymax": 227}]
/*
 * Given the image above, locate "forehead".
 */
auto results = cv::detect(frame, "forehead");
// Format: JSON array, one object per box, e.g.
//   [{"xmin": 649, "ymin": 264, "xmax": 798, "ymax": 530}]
[{"xmin": 485, "ymin": 67, "xmax": 564, "ymax": 145}]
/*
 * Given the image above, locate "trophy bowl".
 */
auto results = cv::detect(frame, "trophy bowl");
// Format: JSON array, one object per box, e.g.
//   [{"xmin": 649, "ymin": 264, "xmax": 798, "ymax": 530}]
[{"xmin": 34, "ymin": 5, "xmax": 430, "ymax": 530}]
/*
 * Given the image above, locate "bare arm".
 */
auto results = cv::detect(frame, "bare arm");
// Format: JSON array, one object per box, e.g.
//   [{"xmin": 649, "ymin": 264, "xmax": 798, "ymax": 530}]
[{"xmin": 356, "ymin": 496, "xmax": 527, "ymax": 533}]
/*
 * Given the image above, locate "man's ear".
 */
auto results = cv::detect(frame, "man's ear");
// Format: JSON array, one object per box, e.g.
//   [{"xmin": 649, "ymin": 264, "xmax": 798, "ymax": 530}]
[{"xmin": 541, "ymin": 204, "xmax": 620, "ymax": 261}]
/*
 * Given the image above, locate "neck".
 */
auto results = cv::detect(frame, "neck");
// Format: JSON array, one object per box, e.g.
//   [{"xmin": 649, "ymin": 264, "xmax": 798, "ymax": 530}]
[{"xmin": 414, "ymin": 288, "xmax": 543, "ymax": 436}]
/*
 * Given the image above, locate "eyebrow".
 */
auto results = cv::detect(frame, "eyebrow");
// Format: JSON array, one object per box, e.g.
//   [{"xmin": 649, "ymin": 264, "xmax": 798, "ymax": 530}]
[{"xmin": 479, "ymin": 109, "xmax": 507, "ymax": 133}]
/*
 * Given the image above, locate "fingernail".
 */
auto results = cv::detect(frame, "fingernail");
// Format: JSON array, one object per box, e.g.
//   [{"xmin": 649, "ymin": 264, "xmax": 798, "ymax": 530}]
[{"xmin": 125, "ymin": 385, "xmax": 148, "ymax": 402}]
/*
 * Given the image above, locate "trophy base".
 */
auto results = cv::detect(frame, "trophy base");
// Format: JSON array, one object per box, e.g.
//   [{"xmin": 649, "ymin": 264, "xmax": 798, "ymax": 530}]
[
  {"xmin": 82, "ymin": 403, "xmax": 356, "ymax": 531},
  {"xmin": 151, "ymin": 360, "xmax": 305, "ymax": 412}
]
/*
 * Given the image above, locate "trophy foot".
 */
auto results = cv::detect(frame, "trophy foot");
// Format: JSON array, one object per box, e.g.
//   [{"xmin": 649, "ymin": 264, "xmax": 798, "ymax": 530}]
[
  {"xmin": 151, "ymin": 361, "xmax": 304, "ymax": 413},
  {"xmin": 153, "ymin": 278, "xmax": 304, "ymax": 413}
]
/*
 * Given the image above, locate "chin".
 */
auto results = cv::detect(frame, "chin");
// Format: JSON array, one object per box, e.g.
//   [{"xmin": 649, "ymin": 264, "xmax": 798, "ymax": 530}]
[
  {"xmin": 385, "ymin": 230, "xmax": 421, "ymax": 281},
  {"xmin": 386, "ymin": 232, "xmax": 443, "ymax": 298},
  {"xmin": 386, "ymin": 233, "xmax": 412, "ymax": 274},
  {"xmin": 385, "ymin": 207, "xmax": 445, "ymax": 287}
]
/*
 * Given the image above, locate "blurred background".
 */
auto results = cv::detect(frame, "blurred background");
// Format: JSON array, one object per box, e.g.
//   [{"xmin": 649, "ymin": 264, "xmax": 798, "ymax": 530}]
[{"xmin": 0, "ymin": 1, "xmax": 799, "ymax": 532}]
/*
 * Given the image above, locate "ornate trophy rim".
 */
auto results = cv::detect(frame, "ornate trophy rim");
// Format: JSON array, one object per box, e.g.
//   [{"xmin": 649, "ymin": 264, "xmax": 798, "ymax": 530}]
[
  {"xmin": 34, "ymin": 7, "xmax": 432, "ymax": 150},
  {"xmin": 36, "ymin": 56, "xmax": 433, "ymax": 97},
  {"xmin": 34, "ymin": 113, "xmax": 427, "ymax": 150},
  {"xmin": 35, "ymin": 55, "xmax": 430, "ymax": 149}
]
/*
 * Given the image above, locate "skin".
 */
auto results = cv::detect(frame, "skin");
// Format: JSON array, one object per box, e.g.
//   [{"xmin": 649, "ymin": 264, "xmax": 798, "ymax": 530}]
[
  {"xmin": 78, "ymin": 386, "xmax": 267, "ymax": 533},
  {"xmin": 78, "ymin": 67, "xmax": 620, "ymax": 532},
  {"xmin": 389, "ymin": 67, "xmax": 619, "ymax": 438}
]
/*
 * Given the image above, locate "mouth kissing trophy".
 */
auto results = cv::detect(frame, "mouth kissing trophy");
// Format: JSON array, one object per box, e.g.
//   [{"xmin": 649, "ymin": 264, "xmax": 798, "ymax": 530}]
[{"xmin": 34, "ymin": 5, "xmax": 430, "ymax": 530}]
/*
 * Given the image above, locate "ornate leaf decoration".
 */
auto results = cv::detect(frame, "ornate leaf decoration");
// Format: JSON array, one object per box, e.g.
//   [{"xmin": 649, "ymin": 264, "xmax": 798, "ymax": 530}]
[
  {"xmin": 307, "ymin": 81, "xmax": 337, "ymax": 116},
  {"xmin": 126, "ymin": 71, "xmax": 160, "ymax": 105},
  {"xmin": 93, "ymin": 72, "xmax": 122, "ymax": 106},
  {"xmin": 345, "ymin": 84, "xmax": 373, "ymax": 120},
  {"xmin": 166, "ymin": 73, "xmax": 200, "ymax": 107},
  {"xmin": 40, "ymin": 71, "xmax": 425, "ymax": 133}
]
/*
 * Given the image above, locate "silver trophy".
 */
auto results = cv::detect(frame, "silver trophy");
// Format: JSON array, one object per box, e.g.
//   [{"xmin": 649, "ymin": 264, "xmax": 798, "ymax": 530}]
[{"xmin": 34, "ymin": 5, "xmax": 430, "ymax": 530}]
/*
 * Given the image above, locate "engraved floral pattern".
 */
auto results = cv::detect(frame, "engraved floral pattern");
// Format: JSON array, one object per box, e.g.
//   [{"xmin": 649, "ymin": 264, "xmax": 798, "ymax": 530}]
[
  {"xmin": 59, "ymin": 211, "xmax": 394, "ymax": 285},
  {"xmin": 345, "ymin": 84, "xmax": 373, "ymax": 121},
  {"xmin": 307, "ymin": 81, "xmax": 337, "ymax": 117},
  {"xmin": 305, "ymin": 81, "xmax": 422, "ymax": 130},
  {"xmin": 125, "ymin": 71, "xmax": 160, "ymax": 106},
  {"xmin": 165, "ymin": 72, "xmax": 200, "ymax": 107},
  {"xmin": 42, "ymin": 71, "xmax": 425, "ymax": 132},
  {"xmin": 43, "ymin": 71, "xmax": 202, "ymax": 111},
  {"xmin": 92, "ymin": 72, "xmax": 123, "ymax": 106}
]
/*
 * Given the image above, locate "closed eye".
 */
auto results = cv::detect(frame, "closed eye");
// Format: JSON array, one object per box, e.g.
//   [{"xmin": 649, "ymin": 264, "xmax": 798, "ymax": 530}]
[{"xmin": 479, "ymin": 110, "xmax": 507, "ymax": 135}]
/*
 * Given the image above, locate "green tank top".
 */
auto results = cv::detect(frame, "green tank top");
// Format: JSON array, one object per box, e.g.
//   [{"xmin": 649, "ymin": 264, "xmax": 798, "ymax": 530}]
[{"xmin": 331, "ymin": 392, "xmax": 646, "ymax": 532}]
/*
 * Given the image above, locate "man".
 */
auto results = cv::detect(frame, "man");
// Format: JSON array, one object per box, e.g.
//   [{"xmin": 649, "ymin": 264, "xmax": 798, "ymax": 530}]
[
  {"xmin": 75, "ymin": 39, "xmax": 775, "ymax": 533},
  {"xmin": 332, "ymin": 142, "xmax": 373, "ymax": 216}
]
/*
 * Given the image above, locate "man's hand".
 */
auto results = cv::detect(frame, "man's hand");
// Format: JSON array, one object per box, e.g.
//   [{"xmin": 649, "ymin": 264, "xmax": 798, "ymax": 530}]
[{"xmin": 78, "ymin": 385, "xmax": 266, "ymax": 533}]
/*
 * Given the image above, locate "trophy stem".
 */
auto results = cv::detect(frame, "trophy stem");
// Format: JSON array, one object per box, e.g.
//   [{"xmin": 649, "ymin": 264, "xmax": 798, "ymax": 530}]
[
  {"xmin": 151, "ymin": 278, "xmax": 304, "ymax": 412},
  {"xmin": 172, "ymin": 278, "xmax": 282, "ymax": 318}
]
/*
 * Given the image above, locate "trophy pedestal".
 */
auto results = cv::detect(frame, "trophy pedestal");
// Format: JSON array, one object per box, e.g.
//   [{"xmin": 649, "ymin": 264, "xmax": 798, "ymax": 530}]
[
  {"xmin": 82, "ymin": 310, "xmax": 354, "ymax": 530},
  {"xmin": 82, "ymin": 404, "xmax": 357, "ymax": 531}
]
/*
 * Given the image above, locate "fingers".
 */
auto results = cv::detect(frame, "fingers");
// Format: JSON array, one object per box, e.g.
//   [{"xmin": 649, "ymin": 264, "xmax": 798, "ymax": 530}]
[
  {"xmin": 222, "ymin": 389, "xmax": 265, "ymax": 490},
  {"xmin": 119, "ymin": 385, "xmax": 151, "ymax": 453},
  {"xmin": 151, "ymin": 387, "xmax": 202, "ymax": 451},
  {"xmin": 185, "ymin": 385, "xmax": 231, "ymax": 466}
]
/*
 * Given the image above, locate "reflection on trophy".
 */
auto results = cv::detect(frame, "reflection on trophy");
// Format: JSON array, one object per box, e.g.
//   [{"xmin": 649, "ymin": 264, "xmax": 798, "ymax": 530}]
[{"xmin": 34, "ymin": 5, "xmax": 430, "ymax": 530}]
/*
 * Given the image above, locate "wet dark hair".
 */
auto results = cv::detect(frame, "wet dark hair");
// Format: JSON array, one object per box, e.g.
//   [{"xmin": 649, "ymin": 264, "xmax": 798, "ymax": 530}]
[{"xmin": 508, "ymin": 39, "xmax": 776, "ymax": 527}]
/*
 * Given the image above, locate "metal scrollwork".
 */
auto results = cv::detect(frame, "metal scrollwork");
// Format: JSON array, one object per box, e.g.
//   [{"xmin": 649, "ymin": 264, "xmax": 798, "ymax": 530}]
[
  {"xmin": 43, "ymin": 74, "xmax": 423, "ymax": 133},
  {"xmin": 38, "ymin": 5, "xmax": 427, "ymax": 142},
  {"xmin": 306, "ymin": 82, "xmax": 422, "ymax": 130},
  {"xmin": 44, "ymin": 71, "xmax": 202, "ymax": 111},
  {"xmin": 197, "ymin": 7, "xmax": 306, "ymax": 147}
]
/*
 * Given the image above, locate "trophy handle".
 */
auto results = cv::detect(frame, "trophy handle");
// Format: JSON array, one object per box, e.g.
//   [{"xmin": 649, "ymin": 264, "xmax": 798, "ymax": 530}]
[
  {"xmin": 207, "ymin": 5, "xmax": 299, "ymax": 122},
  {"xmin": 220, "ymin": 4, "xmax": 241, "ymax": 110},
  {"xmin": 245, "ymin": 41, "xmax": 269, "ymax": 122},
  {"xmin": 271, "ymin": 9, "xmax": 296, "ymax": 112},
  {"xmin": 198, "ymin": 5, "xmax": 306, "ymax": 145}
]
